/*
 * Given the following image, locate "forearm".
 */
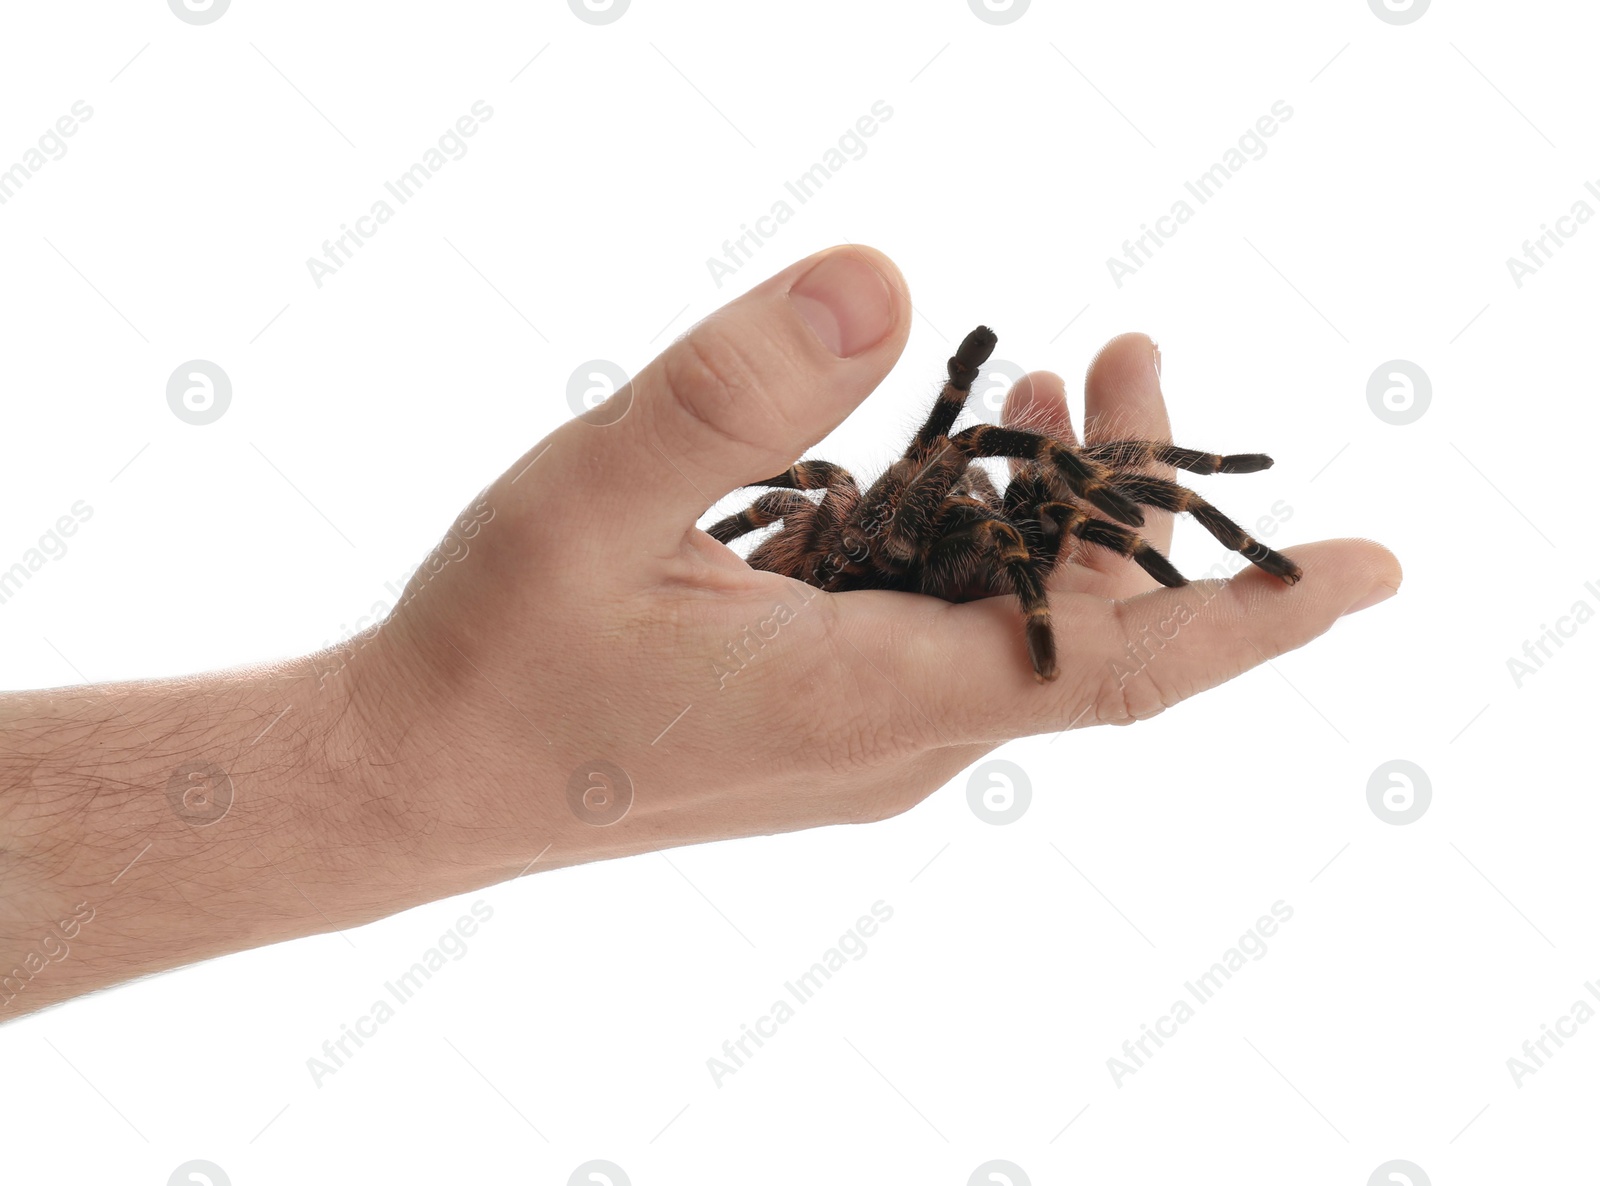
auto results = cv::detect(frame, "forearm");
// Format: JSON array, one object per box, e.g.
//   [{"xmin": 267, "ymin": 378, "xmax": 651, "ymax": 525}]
[
  {"xmin": 0, "ymin": 244, "xmax": 1400, "ymax": 1025},
  {"xmin": 0, "ymin": 648, "xmax": 468, "ymax": 1019}
]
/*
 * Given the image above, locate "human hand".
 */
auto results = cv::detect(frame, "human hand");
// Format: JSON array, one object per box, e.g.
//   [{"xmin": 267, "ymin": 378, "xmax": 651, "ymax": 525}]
[
  {"xmin": 352, "ymin": 243, "xmax": 1402, "ymax": 881},
  {"xmin": 0, "ymin": 244, "xmax": 1401, "ymax": 1017}
]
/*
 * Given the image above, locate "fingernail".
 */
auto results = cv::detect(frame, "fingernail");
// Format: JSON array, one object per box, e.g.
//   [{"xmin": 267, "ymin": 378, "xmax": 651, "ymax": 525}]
[
  {"xmin": 1151, "ymin": 339, "xmax": 1162, "ymax": 378},
  {"xmin": 1344, "ymin": 582, "xmax": 1398, "ymax": 615},
  {"xmin": 790, "ymin": 250, "xmax": 895, "ymax": 358}
]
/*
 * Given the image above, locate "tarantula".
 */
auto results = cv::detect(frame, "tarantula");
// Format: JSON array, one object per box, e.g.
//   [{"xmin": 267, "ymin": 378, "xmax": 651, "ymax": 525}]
[{"xmin": 705, "ymin": 326, "xmax": 1301, "ymax": 683}]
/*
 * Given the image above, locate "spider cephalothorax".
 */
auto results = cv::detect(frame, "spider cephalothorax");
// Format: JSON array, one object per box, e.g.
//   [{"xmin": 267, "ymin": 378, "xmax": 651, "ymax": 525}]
[{"xmin": 706, "ymin": 326, "xmax": 1302, "ymax": 683}]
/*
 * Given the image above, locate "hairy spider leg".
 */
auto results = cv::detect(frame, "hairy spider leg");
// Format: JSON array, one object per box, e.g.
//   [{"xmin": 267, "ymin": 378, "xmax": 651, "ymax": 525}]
[
  {"xmin": 1107, "ymin": 474, "xmax": 1302, "ymax": 584},
  {"xmin": 706, "ymin": 490, "xmax": 813, "ymax": 544},
  {"xmin": 906, "ymin": 324, "xmax": 998, "ymax": 456},
  {"xmin": 1004, "ymin": 471, "xmax": 1186, "ymax": 588},
  {"xmin": 723, "ymin": 460, "xmax": 872, "ymax": 589},
  {"xmin": 922, "ymin": 503, "xmax": 1059, "ymax": 682},
  {"xmin": 746, "ymin": 459, "xmax": 858, "ymax": 492},
  {"xmin": 1085, "ymin": 439, "xmax": 1274, "ymax": 475},
  {"xmin": 949, "ymin": 424, "xmax": 1146, "ymax": 528},
  {"xmin": 839, "ymin": 326, "xmax": 1005, "ymax": 571}
]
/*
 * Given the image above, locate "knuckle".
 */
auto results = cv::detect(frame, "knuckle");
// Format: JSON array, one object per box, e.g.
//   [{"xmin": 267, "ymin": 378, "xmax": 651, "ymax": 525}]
[
  {"xmin": 779, "ymin": 682, "xmax": 898, "ymax": 779},
  {"xmin": 1095, "ymin": 664, "xmax": 1169, "ymax": 725},
  {"xmin": 842, "ymin": 782, "xmax": 919, "ymax": 825},
  {"xmin": 793, "ymin": 612, "xmax": 932, "ymax": 774},
  {"xmin": 656, "ymin": 320, "xmax": 784, "ymax": 455},
  {"xmin": 830, "ymin": 714, "xmax": 905, "ymax": 775},
  {"xmin": 1085, "ymin": 603, "xmax": 1179, "ymax": 725}
]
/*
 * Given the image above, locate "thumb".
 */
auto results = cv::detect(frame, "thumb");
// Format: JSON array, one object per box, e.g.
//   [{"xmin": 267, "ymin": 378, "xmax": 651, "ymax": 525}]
[{"xmin": 565, "ymin": 245, "xmax": 911, "ymax": 543}]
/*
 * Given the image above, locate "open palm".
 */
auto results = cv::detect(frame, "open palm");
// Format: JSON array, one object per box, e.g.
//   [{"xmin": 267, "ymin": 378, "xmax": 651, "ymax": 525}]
[{"xmin": 362, "ymin": 245, "xmax": 1400, "ymax": 875}]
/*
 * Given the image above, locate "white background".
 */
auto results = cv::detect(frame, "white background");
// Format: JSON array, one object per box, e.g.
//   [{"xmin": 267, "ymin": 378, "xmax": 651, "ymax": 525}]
[{"xmin": 1, "ymin": 1, "xmax": 1596, "ymax": 1183}]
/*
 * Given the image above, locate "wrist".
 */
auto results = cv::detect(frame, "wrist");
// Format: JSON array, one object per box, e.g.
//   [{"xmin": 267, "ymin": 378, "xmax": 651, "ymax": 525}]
[{"xmin": 335, "ymin": 607, "xmax": 588, "ymax": 883}]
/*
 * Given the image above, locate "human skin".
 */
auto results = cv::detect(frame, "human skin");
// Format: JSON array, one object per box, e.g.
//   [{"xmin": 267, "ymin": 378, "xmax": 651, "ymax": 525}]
[{"xmin": 0, "ymin": 245, "xmax": 1400, "ymax": 1019}]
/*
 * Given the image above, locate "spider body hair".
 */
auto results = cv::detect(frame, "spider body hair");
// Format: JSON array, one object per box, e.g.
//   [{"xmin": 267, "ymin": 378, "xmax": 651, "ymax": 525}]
[{"xmin": 706, "ymin": 326, "xmax": 1302, "ymax": 682}]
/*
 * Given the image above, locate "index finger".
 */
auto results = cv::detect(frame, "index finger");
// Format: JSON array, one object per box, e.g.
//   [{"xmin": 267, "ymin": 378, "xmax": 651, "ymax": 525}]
[{"xmin": 850, "ymin": 538, "xmax": 1400, "ymax": 745}]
